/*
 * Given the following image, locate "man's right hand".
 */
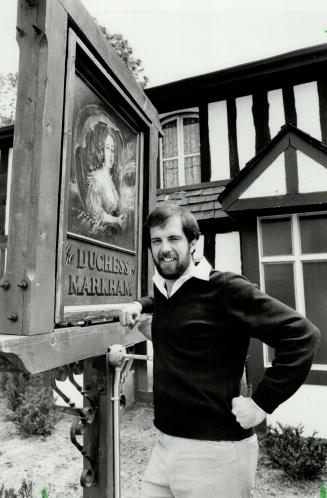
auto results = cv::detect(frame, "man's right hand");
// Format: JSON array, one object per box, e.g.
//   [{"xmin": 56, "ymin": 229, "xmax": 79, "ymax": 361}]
[{"xmin": 119, "ymin": 301, "xmax": 142, "ymax": 329}]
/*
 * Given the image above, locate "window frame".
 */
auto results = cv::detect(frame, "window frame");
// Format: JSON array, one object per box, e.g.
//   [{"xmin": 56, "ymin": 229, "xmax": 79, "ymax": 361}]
[
  {"xmin": 159, "ymin": 112, "xmax": 201, "ymax": 188},
  {"xmin": 257, "ymin": 212, "xmax": 327, "ymax": 371}
]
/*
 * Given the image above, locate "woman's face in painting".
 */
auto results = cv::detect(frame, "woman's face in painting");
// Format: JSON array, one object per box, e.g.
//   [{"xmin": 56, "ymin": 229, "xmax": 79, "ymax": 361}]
[{"xmin": 104, "ymin": 134, "xmax": 115, "ymax": 172}]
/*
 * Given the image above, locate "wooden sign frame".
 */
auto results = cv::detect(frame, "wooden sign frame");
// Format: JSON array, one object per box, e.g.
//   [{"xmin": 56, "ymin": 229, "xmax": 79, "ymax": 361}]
[
  {"xmin": 56, "ymin": 31, "xmax": 146, "ymax": 325},
  {"xmin": 0, "ymin": 0, "xmax": 160, "ymax": 339}
]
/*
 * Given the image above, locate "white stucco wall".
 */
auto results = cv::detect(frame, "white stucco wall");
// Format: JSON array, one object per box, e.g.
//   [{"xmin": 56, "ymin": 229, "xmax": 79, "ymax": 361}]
[
  {"xmin": 215, "ymin": 232, "xmax": 242, "ymax": 274},
  {"xmin": 267, "ymin": 88, "xmax": 285, "ymax": 139},
  {"xmin": 294, "ymin": 81, "xmax": 321, "ymax": 140},
  {"xmin": 236, "ymin": 95, "xmax": 255, "ymax": 170},
  {"xmin": 208, "ymin": 101, "xmax": 230, "ymax": 181},
  {"xmin": 194, "ymin": 234, "xmax": 204, "ymax": 261},
  {"xmin": 297, "ymin": 150, "xmax": 327, "ymax": 193},
  {"xmin": 267, "ymin": 384, "xmax": 327, "ymax": 438},
  {"xmin": 239, "ymin": 153, "xmax": 286, "ymax": 198}
]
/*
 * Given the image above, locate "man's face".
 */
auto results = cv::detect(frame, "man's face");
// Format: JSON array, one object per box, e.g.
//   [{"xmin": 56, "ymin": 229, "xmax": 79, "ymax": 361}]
[{"xmin": 150, "ymin": 215, "xmax": 196, "ymax": 280}]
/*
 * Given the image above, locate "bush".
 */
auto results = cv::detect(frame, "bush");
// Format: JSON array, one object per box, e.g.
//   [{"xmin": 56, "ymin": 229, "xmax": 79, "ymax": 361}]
[
  {"xmin": 8, "ymin": 387, "xmax": 60, "ymax": 437},
  {"xmin": 0, "ymin": 372, "xmax": 30, "ymax": 411},
  {"xmin": 0, "ymin": 479, "xmax": 33, "ymax": 497},
  {"xmin": 264, "ymin": 423, "xmax": 327, "ymax": 480}
]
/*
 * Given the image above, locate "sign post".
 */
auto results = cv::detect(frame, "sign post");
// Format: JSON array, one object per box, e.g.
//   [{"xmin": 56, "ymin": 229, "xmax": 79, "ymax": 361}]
[{"xmin": 0, "ymin": 0, "xmax": 160, "ymax": 495}]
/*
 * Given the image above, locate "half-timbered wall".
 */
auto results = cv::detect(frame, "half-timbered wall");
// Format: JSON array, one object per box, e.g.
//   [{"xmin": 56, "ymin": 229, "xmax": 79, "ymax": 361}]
[
  {"xmin": 148, "ymin": 46, "xmax": 327, "ymax": 437},
  {"xmin": 206, "ymin": 78, "xmax": 326, "ymax": 183},
  {"xmin": 149, "ymin": 49, "xmax": 327, "ymax": 189}
]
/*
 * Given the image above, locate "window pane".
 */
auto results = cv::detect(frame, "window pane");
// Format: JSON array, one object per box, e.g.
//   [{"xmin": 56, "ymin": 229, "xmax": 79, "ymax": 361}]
[
  {"xmin": 261, "ymin": 218, "xmax": 292, "ymax": 256},
  {"xmin": 162, "ymin": 120, "xmax": 177, "ymax": 159},
  {"xmin": 163, "ymin": 159, "xmax": 178, "ymax": 188},
  {"xmin": 300, "ymin": 214, "xmax": 327, "ymax": 254},
  {"xmin": 263, "ymin": 263, "xmax": 295, "ymax": 308},
  {"xmin": 185, "ymin": 155, "xmax": 201, "ymax": 185},
  {"xmin": 303, "ymin": 262, "xmax": 327, "ymax": 365},
  {"xmin": 183, "ymin": 117, "xmax": 200, "ymax": 155}
]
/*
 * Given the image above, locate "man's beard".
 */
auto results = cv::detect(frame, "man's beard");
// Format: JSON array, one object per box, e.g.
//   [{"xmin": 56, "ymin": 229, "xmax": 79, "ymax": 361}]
[{"xmin": 153, "ymin": 251, "xmax": 191, "ymax": 280}]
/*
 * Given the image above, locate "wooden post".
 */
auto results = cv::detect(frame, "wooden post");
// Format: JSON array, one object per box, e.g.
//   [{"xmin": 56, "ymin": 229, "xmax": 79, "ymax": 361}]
[{"xmin": 83, "ymin": 355, "xmax": 115, "ymax": 498}]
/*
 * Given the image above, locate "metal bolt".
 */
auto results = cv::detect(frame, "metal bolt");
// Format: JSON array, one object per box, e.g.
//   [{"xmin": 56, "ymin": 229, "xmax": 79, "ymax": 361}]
[
  {"xmin": 0, "ymin": 280, "xmax": 10, "ymax": 290},
  {"xmin": 17, "ymin": 281, "xmax": 28, "ymax": 289},
  {"xmin": 16, "ymin": 26, "xmax": 25, "ymax": 37},
  {"xmin": 7, "ymin": 313, "xmax": 18, "ymax": 322},
  {"xmin": 32, "ymin": 24, "xmax": 43, "ymax": 38}
]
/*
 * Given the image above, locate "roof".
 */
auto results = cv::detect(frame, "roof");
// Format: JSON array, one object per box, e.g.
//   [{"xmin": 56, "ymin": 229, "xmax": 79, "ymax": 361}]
[
  {"xmin": 219, "ymin": 124, "xmax": 327, "ymax": 203},
  {"xmin": 218, "ymin": 124, "xmax": 327, "ymax": 212},
  {"xmin": 145, "ymin": 44, "xmax": 327, "ymax": 113},
  {"xmin": 156, "ymin": 180, "xmax": 228, "ymax": 221}
]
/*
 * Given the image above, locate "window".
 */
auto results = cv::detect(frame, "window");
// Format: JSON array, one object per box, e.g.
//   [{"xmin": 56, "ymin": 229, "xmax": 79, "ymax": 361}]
[
  {"xmin": 258, "ymin": 213, "xmax": 327, "ymax": 370},
  {"xmin": 160, "ymin": 114, "xmax": 201, "ymax": 188}
]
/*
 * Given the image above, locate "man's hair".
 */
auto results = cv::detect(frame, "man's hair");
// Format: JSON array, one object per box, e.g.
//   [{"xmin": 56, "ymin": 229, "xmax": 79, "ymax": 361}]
[{"xmin": 145, "ymin": 203, "xmax": 201, "ymax": 246}]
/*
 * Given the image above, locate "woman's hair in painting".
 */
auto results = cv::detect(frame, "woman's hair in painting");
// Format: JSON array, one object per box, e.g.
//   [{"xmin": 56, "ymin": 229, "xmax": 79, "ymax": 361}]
[
  {"xmin": 145, "ymin": 203, "xmax": 201, "ymax": 246},
  {"xmin": 84, "ymin": 122, "xmax": 118, "ymax": 177}
]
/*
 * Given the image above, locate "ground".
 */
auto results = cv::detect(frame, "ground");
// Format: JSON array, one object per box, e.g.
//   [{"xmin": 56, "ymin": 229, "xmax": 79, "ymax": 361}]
[{"xmin": 0, "ymin": 395, "xmax": 326, "ymax": 497}]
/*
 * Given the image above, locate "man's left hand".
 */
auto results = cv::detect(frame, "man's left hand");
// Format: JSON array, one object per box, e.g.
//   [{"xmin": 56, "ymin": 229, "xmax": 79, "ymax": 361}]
[{"xmin": 231, "ymin": 396, "xmax": 266, "ymax": 429}]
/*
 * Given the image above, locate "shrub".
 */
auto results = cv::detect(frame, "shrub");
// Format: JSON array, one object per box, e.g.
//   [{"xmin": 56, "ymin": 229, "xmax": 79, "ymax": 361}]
[
  {"xmin": 0, "ymin": 372, "xmax": 30, "ymax": 412},
  {"xmin": 8, "ymin": 387, "xmax": 60, "ymax": 437},
  {"xmin": 264, "ymin": 423, "xmax": 327, "ymax": 480},
  {"xmin": 0, "ymin": 479, "xmax": 33, "ymax": 497}
]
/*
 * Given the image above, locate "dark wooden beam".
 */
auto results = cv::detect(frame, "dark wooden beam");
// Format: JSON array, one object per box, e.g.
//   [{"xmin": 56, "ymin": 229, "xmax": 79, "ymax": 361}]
[
  {"xmin": 203, "ymin": 232, "xmax": 216, "ymax": 267},
  {"xmin": 285, "ymin": 145, "xmax": 299, "ymax": 194},
  {"xmin": 199, "ymin": 103, "xmax": 211, "ymax": 182},
  {"xmin": 227, "ymin": 98, "xmax": 240, "ymax": 177},
  {"xmin": 317, "ymin": 78, "xmax": 327, "ymax": 144},
  {"xmin": 252, "ymin": 91, "xmax": 271, "ymax": 152},
  {"xmin": 282, "ymin": 85, "xmax": 297, "ymax": 126}
]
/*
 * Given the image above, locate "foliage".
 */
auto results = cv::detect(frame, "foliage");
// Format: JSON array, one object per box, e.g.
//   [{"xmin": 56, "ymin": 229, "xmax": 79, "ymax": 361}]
[
  {"xmin": 0, "ymin": 24, "xmax": 148, "ymax": 126},
  {"xmin": 0, "ymin": 372, "xmax": 30, "ymax": 412},
  {"xmin": 264, "ymin": 423, "xmax": 327, "ymax": 480},
  {"xmin": 0, "ymin": 72, "xmax": 17, "ymax": 126},
  {"xmin": 97, "ymin": 24, "xmax": 149, "ymax": 88},
  {"xmin": 0, "ymin": 479, "xmax": 33, "ymax": 498},
  {"xmin": 8, "ymin": 387, "xmax": 60, "ymax": 437}
]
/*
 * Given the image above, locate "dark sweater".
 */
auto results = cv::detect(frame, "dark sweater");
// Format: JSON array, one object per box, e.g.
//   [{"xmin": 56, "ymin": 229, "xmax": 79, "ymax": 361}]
[{"xmin": 139, "ymin": 271, "xmax": 320, "ymax": 441}]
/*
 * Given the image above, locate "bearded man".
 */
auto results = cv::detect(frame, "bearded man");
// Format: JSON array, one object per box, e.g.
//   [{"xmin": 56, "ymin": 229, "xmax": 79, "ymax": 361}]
[{"xmin": 120, "ymin": 203, "xmax": 319, "ymax": 498}]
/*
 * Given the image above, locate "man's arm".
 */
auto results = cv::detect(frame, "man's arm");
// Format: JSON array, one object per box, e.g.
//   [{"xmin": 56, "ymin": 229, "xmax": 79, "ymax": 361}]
[{"xmin": 222, "ymin": 273, "xmax": 320, "ymax": 426}]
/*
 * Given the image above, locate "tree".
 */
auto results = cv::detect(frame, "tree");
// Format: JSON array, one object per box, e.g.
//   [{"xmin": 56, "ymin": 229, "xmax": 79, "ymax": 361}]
[
  {"xmin": 0, "ymin": 72, "xmax": 18, "ymax": 126},
  {"xmin": 0, "ymin": 26, "xmax": 148, "ymax": 126},
  {"xmin": 98, "ymin": 24, "xmax": 149, "ymax": 89}
]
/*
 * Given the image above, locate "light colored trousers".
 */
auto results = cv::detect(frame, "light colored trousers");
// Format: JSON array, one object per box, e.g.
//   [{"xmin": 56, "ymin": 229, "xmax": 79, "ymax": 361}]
[{"xmin": 141, "ymin": 431, "xmax": 258, "ymax": 498}]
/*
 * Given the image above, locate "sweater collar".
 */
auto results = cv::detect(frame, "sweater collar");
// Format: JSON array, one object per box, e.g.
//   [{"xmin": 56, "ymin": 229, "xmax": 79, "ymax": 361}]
[{"xmin": 153, "ymin": 257, "xmax": 212, "ymax": 298}]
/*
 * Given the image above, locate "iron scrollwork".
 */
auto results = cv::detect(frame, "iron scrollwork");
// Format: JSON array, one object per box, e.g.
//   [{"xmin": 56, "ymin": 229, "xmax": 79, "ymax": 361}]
[{"xmin": 51, "ymin": 362, "xmax": 97, "ymax": 487}]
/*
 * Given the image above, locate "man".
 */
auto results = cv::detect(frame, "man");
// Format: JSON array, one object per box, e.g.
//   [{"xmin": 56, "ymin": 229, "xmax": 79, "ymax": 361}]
[{"xmin": 119, "ymin": 204, "xmax": 320, "ymax": 498}]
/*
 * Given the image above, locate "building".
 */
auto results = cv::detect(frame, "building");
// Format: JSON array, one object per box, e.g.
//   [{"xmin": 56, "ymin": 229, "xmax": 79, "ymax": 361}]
[
  {"xmin": 1, "ymin": 43, "xmax": 326, "ymax": 434},
  {"xmin": 145, "ymin": 43, "xmax": 327, "ymax": 436}
]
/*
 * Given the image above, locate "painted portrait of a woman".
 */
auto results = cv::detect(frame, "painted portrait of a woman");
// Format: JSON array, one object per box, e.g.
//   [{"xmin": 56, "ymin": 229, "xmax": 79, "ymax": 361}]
[
  {"xmin": 83, "ymin": 122, "xmax": 127, "ymax": 232},
  {"xmin": 69, "ymin": 105, "xmax": 136, "ymax": 249}
]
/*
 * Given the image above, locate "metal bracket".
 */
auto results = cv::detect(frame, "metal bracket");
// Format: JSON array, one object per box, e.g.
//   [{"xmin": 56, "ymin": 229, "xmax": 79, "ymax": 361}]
[{"xmin": 51, "ymin": 362, "xmax": 97, "ymax": 487}]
